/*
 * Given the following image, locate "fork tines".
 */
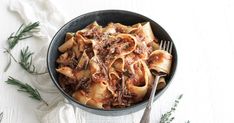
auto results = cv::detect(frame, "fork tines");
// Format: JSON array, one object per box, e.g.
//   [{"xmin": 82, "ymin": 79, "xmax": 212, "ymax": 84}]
[{"xmin": 159, "ymin": 40, "xmax": 173, "ymax": 54}]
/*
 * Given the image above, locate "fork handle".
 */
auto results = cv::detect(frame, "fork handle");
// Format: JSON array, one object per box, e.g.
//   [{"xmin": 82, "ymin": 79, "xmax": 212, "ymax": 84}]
[
  {"xmin": 140, "ymin": 75, "xmax": 161, "ymax": 123},
  {"xmin": 140, "ymin": 106, "xmax": 152, "ymax": 123}
]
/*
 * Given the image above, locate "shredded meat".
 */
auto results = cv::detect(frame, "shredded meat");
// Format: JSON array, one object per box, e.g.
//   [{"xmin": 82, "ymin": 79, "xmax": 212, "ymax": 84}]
[
  {"xmin": 82, "ymin": 26, "xmax": 102, "ymax": 40},
  {"xmin": 75, "ymin": 78, "xmax": 91, "ymax": 90}
]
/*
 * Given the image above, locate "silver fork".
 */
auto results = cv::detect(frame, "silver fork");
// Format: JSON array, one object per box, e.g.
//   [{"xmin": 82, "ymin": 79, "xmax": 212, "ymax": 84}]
[{"xmin": 140, "ymin": 40, "xmax": 173, "ymax": 123}]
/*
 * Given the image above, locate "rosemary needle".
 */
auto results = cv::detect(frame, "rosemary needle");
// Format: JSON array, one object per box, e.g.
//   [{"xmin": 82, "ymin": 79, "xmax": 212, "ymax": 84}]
[
  {"xmin": 4, "ymin": 22, "xmax": 40, "ymax": 72},
  {"xmin": 5, "ymin": 76, "xmax": 48, "ymax": 106}
]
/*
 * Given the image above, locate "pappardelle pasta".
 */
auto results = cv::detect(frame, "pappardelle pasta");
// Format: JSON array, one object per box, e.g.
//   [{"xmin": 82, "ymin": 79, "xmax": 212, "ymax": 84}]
[{"xmin": 56, "ymin": 22, "xmax": 172, "ymax": 109}]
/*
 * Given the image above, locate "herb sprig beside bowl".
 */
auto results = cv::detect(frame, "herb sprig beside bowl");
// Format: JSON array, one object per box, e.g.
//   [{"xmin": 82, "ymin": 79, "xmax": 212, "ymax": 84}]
[
  {"xmin": 4, "ymin": 22, "xmax": 40, "ymax": 72},
  {"xmin": 160, "ymin": 94, "xmax": 190, "ymax": 123},
  {"xmin": 19, "ymin": 46, "xmax": 47, "ymax": 75},
  {"xmin": 5, "ymin": 76, "xmax": 48, "ymax": 105},
  {"xmin": 4, "ymin": 46, "xmax": 47, "ymax": 75}
]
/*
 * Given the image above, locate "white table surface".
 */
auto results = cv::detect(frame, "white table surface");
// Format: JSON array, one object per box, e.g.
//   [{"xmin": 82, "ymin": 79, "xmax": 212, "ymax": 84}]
[{"xmin": 1, "ymin": 0, "xmax": 234, "ymax": 123}]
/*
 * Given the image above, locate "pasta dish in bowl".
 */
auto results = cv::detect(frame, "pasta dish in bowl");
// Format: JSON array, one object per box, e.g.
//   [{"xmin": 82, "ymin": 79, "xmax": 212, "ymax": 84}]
[
  {"xmin": 56, "ymin": 22, "xmax": 172, "ymax": 109},
  {"xmin": 47, "ymin": 10, "xmax": 177, "ymax": 116}
]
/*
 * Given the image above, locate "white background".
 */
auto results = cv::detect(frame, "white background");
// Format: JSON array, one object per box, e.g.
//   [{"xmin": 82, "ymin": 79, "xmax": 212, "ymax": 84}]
[{"xmin": 1, "ymin": 0, "xmax": 234, "ymax": 123}]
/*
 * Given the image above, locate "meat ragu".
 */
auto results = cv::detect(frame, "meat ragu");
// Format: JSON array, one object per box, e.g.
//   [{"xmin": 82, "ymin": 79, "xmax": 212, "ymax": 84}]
[{"xmin": 56, "ymin": 21, "xmax": 173, "ymax": 109}]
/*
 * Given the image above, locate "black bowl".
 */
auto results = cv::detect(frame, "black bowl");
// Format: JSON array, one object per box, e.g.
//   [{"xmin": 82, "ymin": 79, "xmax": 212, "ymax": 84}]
[{"xmin": 47, "ymin": 10, "xmax": 177, "ymax": 116}]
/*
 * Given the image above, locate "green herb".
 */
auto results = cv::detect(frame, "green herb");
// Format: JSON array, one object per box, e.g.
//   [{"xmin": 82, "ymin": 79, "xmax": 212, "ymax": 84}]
[
  {"xmin": 4, "ymin": 22, "xmax": 40, "ymax": 72},
  {"xmin": 160, "ymin": 94, "xmax": 183, "ymax": 123},
  {"xmin": 5, "ymin": 76, "xmax": 48, "ymax": 105},
  {"xmin": 8, "ymin": 22, "xmax": 40, "ymax": 50},
  {"xmin": 19, "ymin": 46, "xmax": 47, "ymax": 75},
  {"xmin": 4, "ymin": 46, "xmax": 47, "ymax": 75}
]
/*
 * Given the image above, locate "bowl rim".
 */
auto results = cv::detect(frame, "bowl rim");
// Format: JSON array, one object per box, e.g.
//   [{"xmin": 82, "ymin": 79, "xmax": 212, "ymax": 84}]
[{"xmin": 47, "ymin": 9, "xmax": 178, "ymax": 112}]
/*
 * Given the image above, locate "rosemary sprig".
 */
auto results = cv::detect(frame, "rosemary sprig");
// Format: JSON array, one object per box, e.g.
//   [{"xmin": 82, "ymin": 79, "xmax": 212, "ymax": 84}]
[
  {"xmin": 4, "ymin": 46, "xmax": 47, "ymax": 75},
  {"xmin": 160, "ymin": 94, "xmax": 183, "ymax": 123},
  {"xmin": 4, "ymin": 22, "xmax": 40, "ymax": 72},
  {"xmin": 8, "ymin": 22, "xmax": 40, "ymax": 50},
  {"xmin": 19, "ymin": 46, "xmax": 47, "ymax": 75},
  {"xmin": 5, "ymin": 76, "xmax": 48, "ymax": 106}
]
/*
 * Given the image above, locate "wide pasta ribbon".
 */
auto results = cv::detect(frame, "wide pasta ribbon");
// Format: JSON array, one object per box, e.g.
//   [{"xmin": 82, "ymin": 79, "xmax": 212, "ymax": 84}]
[{"xmin": 126, "ymin": 60, "xmax": 153, "ymax": 102}]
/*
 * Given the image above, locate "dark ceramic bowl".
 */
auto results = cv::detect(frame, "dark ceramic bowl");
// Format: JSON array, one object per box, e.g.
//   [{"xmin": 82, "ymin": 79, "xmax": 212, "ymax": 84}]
[{"xmin": 47, "ymin": 10, "xmax": 177, "ymax": 116}]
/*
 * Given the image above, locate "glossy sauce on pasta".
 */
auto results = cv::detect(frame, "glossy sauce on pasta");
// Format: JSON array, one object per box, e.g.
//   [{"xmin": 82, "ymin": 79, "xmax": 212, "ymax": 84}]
[{"xmin": 56, "ymin": 22, "xmax": 172, "ymax": 109}]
